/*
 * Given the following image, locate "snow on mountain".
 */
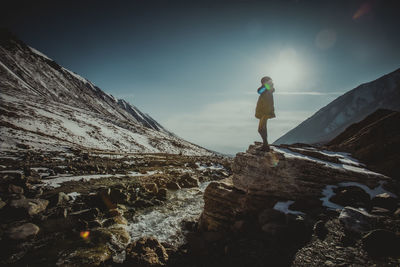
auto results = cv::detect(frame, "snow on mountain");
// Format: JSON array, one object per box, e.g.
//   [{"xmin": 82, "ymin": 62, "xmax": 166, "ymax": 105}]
[
  {"xmin": 274, "ymin": 68, "xmax": 400, "ymax": 145},
  {"xmin": 0, "ymin": 29, "xmax": 211, "ymax": 155}
]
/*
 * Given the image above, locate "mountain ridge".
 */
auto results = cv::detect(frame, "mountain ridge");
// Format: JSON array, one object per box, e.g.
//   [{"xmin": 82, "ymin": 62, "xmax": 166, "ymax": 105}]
[
  {"xmin": 0, "ymin": 29, "xmax": 211, "ymax": 155},
  {"xmin": 274, "ymin": 68, "xmax": 400, "ymax": 145}
]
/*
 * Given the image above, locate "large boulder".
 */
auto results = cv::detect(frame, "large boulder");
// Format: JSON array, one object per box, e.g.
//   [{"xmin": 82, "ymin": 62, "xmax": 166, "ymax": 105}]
[
  {"xmin": 7, "ymin": 223, "xmax": 40, "ymax": 239},
  {"xmin": 200, "ymin": 143, "xmax": 393, "ymax": 232},
  {"xmin": 200, "ymin": 178, "xmax": 247, "ymax": 231},
  {"xmin": 178, "ymin": 173, "xmax": 199, "ymax": 188}
]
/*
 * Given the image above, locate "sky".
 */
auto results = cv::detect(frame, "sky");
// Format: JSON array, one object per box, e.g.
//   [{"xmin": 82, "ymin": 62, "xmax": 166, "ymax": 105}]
[{"xmin": 2, "ymin": 0, "xmax": 400, "ymax": 154}]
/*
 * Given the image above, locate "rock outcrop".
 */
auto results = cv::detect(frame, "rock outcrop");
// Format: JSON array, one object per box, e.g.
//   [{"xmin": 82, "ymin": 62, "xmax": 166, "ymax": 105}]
[
  {"xmin": 194, "ymin": 143, "xmax": 400, "ymax": 266},
  {"xmin": 200, "ymin": 143, "xmax": 395, "ymax": 231}
]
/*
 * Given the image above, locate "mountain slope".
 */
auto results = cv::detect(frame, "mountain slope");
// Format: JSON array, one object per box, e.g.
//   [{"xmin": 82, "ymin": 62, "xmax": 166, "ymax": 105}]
[
  {"xmin": 0, "ymin": 29, "xmax": 211, "ymax": 155},
  {"xmin": 274, "ymin": 68, "xmax": 400, "ymax": 145},
  {"xmin": 327, "ymin": 109, "xmax": 400, "ymax": 179}
]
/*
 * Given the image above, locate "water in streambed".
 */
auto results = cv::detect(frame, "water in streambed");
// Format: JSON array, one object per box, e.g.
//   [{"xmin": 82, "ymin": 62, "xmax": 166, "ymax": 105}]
[{"xmin": 127, "ymin": 182, "xmax": 211, "ymax": 247}]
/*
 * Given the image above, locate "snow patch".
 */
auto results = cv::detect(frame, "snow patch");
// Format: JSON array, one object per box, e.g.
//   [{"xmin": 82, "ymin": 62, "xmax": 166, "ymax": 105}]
[
  {"xmin": 320, "ymin": 181, "xmax": 397, "ymax": 210},
  {"xmin": 28, "ymin": 46, "xmax": 53, "ymax": 61},
  {"xmin": 272, "ymin": 147, "xmax": 382, "ymax": 176},
  {"xmin": 273, "ymin": 200, "xmax": 305, "ymax": 215}
]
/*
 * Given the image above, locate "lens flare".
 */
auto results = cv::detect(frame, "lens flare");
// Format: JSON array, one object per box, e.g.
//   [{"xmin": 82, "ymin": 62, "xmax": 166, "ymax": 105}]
[
  {"xmin": 80, "ymin": 231, "xmax": 90, "ymax": 239},
  {"xmin": 353, "ymin": 2, "xmax": 372, "ymax": 20}
]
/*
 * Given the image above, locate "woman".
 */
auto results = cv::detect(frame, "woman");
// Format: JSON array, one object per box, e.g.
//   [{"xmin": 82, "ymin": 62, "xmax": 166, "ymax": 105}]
[{"xmin": 255, "ymin": 76, "xmax": 275, "ymax": 151}]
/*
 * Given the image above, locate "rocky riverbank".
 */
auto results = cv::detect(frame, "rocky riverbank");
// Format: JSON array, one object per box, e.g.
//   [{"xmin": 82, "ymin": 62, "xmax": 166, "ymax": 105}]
[{"xmin": 0, "ymin": 149, "xmax": 232, "ymax": 266}]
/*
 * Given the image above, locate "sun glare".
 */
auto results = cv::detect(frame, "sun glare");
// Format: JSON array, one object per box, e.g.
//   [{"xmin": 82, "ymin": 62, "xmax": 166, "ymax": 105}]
[{"xmin": 266, "ymin": 48, "xmax": 307, "ymax": 91}]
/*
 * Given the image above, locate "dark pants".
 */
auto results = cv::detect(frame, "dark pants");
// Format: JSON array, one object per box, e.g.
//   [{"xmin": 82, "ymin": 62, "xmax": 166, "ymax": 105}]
[{"xmin": 258, "ymin": 115, "xmax": 268, "ymax": 145}]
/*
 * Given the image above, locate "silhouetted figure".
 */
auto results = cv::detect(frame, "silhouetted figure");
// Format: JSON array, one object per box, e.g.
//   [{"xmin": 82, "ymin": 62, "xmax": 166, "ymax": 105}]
[{"xmin": 255, "ymin": 76, "xmax": 275, "ymax": 151}]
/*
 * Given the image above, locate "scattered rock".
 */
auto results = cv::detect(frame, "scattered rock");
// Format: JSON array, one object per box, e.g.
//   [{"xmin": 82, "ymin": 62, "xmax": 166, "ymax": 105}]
[
  {"xmin": 7, "ymin": 223, "xmax": 40, "ymax": 239},
  {"xmin": 179, "ymin": 173, "xmax": 199, "ymax": 188},
  {"xmin": 126, "ymin": 237, "xmax": 168, "ymax": 266},
  {"xmin": 362, "ymin": 229, "xmax": 400, "ymax": 257},
  {"xmin": 49, "ymin": 192, "xmax": 70, "ymax": 207}
]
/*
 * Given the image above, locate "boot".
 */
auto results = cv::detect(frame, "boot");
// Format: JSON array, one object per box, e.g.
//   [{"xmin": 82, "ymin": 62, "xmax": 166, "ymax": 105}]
[{"xmin": 261, "ymin": 143, "xmax": 270, "ymax": 152}]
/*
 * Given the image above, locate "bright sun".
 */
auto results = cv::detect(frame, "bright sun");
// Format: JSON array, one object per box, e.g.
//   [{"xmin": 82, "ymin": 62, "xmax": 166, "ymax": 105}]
[{"xmin": 267, "ymin": 48, "xmax": 307, "ymax": 91}]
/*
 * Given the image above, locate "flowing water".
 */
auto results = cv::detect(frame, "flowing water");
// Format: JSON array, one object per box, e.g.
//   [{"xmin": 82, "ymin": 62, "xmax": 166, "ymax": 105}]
[{"xmin": 127, "ymin": 182, "xmax": 211, "ymax": 247}]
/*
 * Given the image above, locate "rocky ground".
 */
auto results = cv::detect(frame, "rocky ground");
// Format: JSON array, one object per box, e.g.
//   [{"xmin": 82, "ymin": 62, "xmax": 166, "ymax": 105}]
[
  {"xmin": 0, "ymin": 148, "xmax": 232, "ymax": 266},
  {"xmin": 1, "ymin": 143, "xmax": 400, "ymax": 266},
  {"xmin": 168, "ymin": 143, "xmax": 400, "ymax": 267}
]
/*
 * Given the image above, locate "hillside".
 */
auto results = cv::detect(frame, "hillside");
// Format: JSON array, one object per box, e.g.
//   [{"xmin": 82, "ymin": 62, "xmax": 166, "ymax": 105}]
[
  {"xmin": 328, "ymin": 109, "xmax": 400, "ymax": 179},
  {"xmin": 274, "ymin": 68, "xmax": 400, "ymax": 145},
  {"xmin": 0, "ymin": 29, "xmax": 211, "ymax": 155}
]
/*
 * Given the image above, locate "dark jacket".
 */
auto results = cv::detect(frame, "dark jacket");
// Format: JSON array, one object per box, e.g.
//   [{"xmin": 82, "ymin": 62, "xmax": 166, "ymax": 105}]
[{"xmin": 255, "ymin": 86, "xmax": 275, "ymax": 119}]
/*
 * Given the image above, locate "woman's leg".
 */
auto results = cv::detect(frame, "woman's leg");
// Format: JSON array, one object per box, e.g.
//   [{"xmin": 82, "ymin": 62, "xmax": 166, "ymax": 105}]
[{"xmin": 258, "ymin": 115, "xmax": 268, "ymax": 146}]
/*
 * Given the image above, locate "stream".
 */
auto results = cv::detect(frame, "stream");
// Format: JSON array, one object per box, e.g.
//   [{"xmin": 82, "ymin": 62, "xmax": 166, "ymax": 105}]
[{"xmin": 127, "ymin": 181, "xmax": 211, "ymax": 247}]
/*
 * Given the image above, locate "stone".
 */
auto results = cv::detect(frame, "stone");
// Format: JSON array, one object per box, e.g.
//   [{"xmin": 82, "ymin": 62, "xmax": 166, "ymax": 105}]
[
  {"xmin": 231, "ymin": 143, "xmax": 382, "ymax": 199},
  {"xmin": 339, "ymin": 206, "xmax": 377, "ymax": 234},
  {"xmin": 70, "ymin": 208, "xmax": 100, "ymax": 221},
  {"xmin": 7, "ymin": 223, "xmax": 40, "ymax": 239},
  {"xmin": 200, "ymin": 178, "xmax": 247, "ymax": 231},
  {"xmin": 9, "ymin": 197, "xmax": 49, "ymax": 216},
  {"xmin": 49, "ymin": 192, "xmax": 70, "ymax": 207},
  {"xmin": 166, "ymin": 182, "xmax": 181, "ymax": 190},
  {"xmin": 8, "ymin": 184, "xmax": 24, "ymax": 195},
  {"xmin": 371, "ymin": 193, "xmax": 398, "ymax": 212},
  {"xmin": 313, "ymin": 220, "xmax": 328, "ymax": 240},
  {"xmin": 144, "ymin": 183, "xmax": 159, "ymax": 194},
  {"xmin": 126, "ymin": 237, "xmax": 168, "ymax": 266},
  {"xmin": 179, "ymin": 173, "xmax": 199, "ymax": 188},
  {"xmin": 362, "ymin": 229, "xmax": 400, "ymax": 257}
]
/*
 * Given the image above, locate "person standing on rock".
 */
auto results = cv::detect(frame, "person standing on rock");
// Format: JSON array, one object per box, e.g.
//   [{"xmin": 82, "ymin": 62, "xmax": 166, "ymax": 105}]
[{"xmin": 255, "ymin": 76, "xmax": 275, "ymax": 151}]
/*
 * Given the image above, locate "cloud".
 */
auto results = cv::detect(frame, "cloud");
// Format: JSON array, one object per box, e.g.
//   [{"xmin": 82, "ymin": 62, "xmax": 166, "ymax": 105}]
[
  {"xmin": 275, "ymin": 91, "xmax": 345, "ymax": 96},
  {"xmin": 243, "ymin": 91, "xmax": 344, "ymax": 96},
  {"xmin": 163, "ymin": 99, "xmax": 313, "ymax": 155}
]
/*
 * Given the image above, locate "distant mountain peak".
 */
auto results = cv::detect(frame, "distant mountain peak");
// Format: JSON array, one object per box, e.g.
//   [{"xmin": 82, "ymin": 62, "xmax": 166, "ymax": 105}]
[{"xmin": 274, "ymin": 68, "xmax": 400, "ymax": 145}]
